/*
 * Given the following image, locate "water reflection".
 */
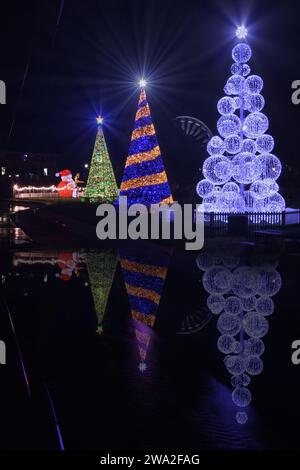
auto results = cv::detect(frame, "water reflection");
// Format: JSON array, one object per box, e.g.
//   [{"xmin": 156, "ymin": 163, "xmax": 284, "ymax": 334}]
[
  {"xmin": 120, "ymin": 247, "xmax": 171, "ymax": 372},
  {"xmin": 84, "ymin": 251, "xmax": 118, "ymax": 334},
  {"xmin": 197, "ymin": 244, "xmax": 282, "ymax": 424},
  {"xmin": 0, "ymin": 205, "xmax": 31, "ymax": 246}
]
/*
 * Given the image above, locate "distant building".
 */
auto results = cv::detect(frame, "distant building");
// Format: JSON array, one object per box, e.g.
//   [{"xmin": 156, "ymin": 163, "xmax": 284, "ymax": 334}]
[{"xmin": 0, "ymin": 151, "xmax": 58, "ymax": 183}]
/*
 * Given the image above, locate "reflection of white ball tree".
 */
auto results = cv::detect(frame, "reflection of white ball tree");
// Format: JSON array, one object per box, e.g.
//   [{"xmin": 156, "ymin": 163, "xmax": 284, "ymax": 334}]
[
  {"xmin": 236, "ymin": 411, "xmax": 248, "ymax": 424},
  {"xmin": 217, "ymin": 313, "xmax": 241, "ymax": 336},
  {"xmin": 243, "ymin": 312, "xmax": 269, "ymax": 338},
  {"xmin": 198, "ymin": 247, "xmax": 281, "ymax": 423},
  {"xmin": 207, "ymin": 294, "xmax": 226, "ymax": 314},
  {"xmin": 232, "ymin": 387, "xmax": 252, "ymax": 407},
  {"xmin": 196, "ymin": 39, "xmax": 285, "ymax": 213}
]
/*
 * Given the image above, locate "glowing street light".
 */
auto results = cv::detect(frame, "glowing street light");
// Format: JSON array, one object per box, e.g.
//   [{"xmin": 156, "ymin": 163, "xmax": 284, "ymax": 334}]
[{"xmin": 236, "ymin": 25, "xmax": 248, "ymax": 39}]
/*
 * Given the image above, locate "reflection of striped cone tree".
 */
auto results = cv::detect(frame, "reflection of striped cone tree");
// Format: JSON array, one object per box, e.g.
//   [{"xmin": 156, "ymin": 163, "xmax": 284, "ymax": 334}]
[
  {"xmin": 119, "ymin": 88, "xmax": 173, "ymax": 206},
  {"xmin": 120, "ymin": 248, "xmax": 171, "ymax": 371},
  {"xmin": 84, "ymin": 252, "xmax": 118, "ymax": 335},
  {"xmin": 197, "ymin": 246, "xmax": 281, "ymax": 424}
]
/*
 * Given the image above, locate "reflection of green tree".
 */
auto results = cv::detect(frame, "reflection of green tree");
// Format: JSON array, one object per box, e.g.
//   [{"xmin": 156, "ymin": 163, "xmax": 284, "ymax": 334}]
[{"xmin": 84, "ymin": 251, "xmax": 118, "ymax": 334}]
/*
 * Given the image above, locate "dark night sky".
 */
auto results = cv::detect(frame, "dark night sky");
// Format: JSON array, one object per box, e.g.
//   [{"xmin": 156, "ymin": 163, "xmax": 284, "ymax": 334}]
[{"xmin": 0, "ymin": 0, "xmax": 299, "ymax": 187}]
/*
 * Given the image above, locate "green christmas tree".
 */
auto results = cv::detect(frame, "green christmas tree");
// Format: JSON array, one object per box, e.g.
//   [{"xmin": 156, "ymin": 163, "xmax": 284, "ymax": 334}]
[
  {"xmin": 84, "ymin": 116, "xmax": 119, "ymax": 202},
  {"xmin": 84, "ymin": 251, "xmax": 118, "ymax": 335}
]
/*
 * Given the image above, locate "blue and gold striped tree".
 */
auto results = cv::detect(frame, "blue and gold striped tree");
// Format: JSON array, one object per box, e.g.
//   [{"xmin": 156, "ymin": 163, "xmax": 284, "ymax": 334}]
[{"xmin": 119, "ymin": 88, "xmax": 173, "ymax": 206}]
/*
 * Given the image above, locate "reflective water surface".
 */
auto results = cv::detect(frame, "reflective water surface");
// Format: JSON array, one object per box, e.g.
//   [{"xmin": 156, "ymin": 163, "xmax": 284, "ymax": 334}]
[{"xmin": 0, "ymin": 203, "xmax": 300, "ymax": 450}]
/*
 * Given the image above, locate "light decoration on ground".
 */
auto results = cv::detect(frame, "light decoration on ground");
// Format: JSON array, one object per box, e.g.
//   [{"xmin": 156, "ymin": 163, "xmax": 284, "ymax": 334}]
[
  {"xmin": 83, "ymin": 117, "xmax": 118, "ymax": 203},
  {"xmin": 84, "ymin": 251, "xmax": 118, "ymax": 335},
  {"xmin": 197, "ymin": 28, "xmax": 285, "ymax": 213},
  {"xmin": 120, "ymin": 247, "xmax": 171, "ymax": 371},
  {"xmin": 118, "ymin": 88, "xmax": 173, "ymax": 206},
  {"xmin": 197, "ymin": 246, "xmax": 281, "ymax": 424},
  {"xmin": 14, "ymin": 185, "xmax": 58, "ymax": 192}
]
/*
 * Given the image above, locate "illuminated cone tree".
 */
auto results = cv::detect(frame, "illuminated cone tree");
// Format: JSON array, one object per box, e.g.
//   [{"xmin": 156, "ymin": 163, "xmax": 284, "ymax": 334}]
[
  {"xmin": 197, "ymin": 29, "xmax": 285, "ymax": 214},
  {"xmin": 119, "ymin": 87, "xmax": 173, "ymax": 206},
  {"xmin": 85, "ymin": 251, "xmax": 118, "ymax": 335},
  {"xmin": 84, "ymin": 117, "xmax": 118, "ymax": 202},
  {"xmin": 120, "ymin": 247, "xmax": 171, "ymax": 371}
]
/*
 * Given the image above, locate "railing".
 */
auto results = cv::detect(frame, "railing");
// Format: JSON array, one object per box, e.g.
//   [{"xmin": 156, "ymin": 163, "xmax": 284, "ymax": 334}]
[{"xmin": 204, "ymin": 210, "xmax": 300, "ymax": 230}]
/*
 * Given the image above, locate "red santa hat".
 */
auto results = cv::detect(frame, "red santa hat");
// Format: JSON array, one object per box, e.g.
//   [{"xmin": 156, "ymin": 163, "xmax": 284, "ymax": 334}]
[{"xmin": 55, "ymin": 169, "xmax": 72, "ymax": 177}]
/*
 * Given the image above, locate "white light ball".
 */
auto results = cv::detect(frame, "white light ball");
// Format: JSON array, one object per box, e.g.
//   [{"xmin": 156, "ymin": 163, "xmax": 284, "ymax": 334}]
[
  {"xmin": 256, "ymin": 296, "xmax": 275, "ymax": 316},
  {"xmin": 196, "ymin": 179, "xmax": 214, "ymax": 198},
  {"xmin": 218, "ymin": 193, "xmax": 239, "ymax": 212},
  {"xmin": 257, "ymin": 269, "xmax": 282, "ymax": 296},
  {"xmin": 207, "ymin": 294, "xmax": 225, "ymax": 314},
  {"xmin": 241, "ymin": 296, "xmax": 257, "ymax": 311},
  {"xmin": 224, "ymin": 83, "xmax": 234, "ymax": 95},
  {"xmin": 245, "ymin": 355, "xmax": 264, "ymax": 376},
  {"xmin": 225, "ymin": 355, "xmax": 246, "ymax": 375},
  {"xmin": 203, "ymin": 266, "xmax": 232, "ymax": 294},
  {"xmin": 232, "ymin": 341, "xmax": 243, "ymax": 353},
  {"xmin": 242, "ymin": 138, "xmax": 256, "ymax": 153},
  {"xmin": 265, "ymin": 179, "xmax": 279, "ymax": 195},
  {"xmin": 226, "ymin": 75, "xmax": 245, "ymax": 95},
  {"xmin": 232, "ymin": 152, "xmax": 261, "ymax": 184},
  {"xmin": 224, "ymin": 296, "xmax": 243, "ymax": 315},
  {"xmin": 217, "ymin": 96, "xmax": 236, "ymax": 115},
  {"xmin": 203, "ymin": 156, "xmax": 232, "ymax": 184},
  {"xmin": 231, "ymin": 373, "xmax": 251, "ymax": 387},
  {"xmin": 222, "ymin": 182, "xmax": 240, "ymax": 194},
  {"xmin": 217, "ymin": 114, "xmax": 241, "ymax": 138},
  {"xmin": 264, "ymin": 193, "xmax": 286, "ymax": 212},
  {"xmin": 256, "ymin": 134, "xmax": 274, "ymax": 153},
  {"xmin": 236, "ymin": 411, "xmax": 248, "ymax": 424},
  {"xmin": 203, "ymin": 194, "xmax": 219, "ymax": 212},
  {"xmin": 214, "ymin": 158, "xmax": 233, "ymax": 180},
  {"xmin": 255, "ymin": 153, "xmax": 281, "ymax": 180},
  {"xmin": 224, "ymin": 134, "xmax": 242, "ymax": 154},
  {"xmin": 248, "ymin": 94, "xmax": 265, "ymax": 112},
  {"xmin": 242, "ymin": 64, "xmax": 251, "ymax": 77},
  {"xmin": 243, "ymin": 112, "xmax": 269, "ymax": 138},
  {"xmin": 233, "ymin": 96, "xmax": 241, "ymax": 109},
  {"xmin": 217, "ymin": 334, "xmax": 235, "ymax": 354},
  {"xmin": 232, "ymin": 43, "xmax": 252, "ymax": 64},
  {"xmin": 244, "ymin": 337, "xmax": 265, "ymax": 356},
  {"xmin": 231, "ymin": 63, "xmax": 243, "ymax": 75},
  {"xmin": 244, "ymin": 75, "xmax": 264, "ymax": 94},
  {"xmin": 250, "ymin": 181, "xmax": 270, "ymax": 200},
  {"xmin": 232, "ymin": 387, "xmax": 252, "ymax": 407},
  {"xmin": 243, "ymin": 312, "xmax": 269, "ymax": 338},
  {"xmin": 207, "ymin": 136, "xmax": 225, "ymax": 155},
  {"xmin": 232, "ymin": 266, "xmax": 259, "ymax": 297},
  {"xmin": 196, "ymin": 253, "xmax": 214, "ymax": 271},
  {"xmin": 217, "ymin": 313, "xmax": 241, "ymax": 336},
  {"xmin": 233, "ymin": 195, "xmax": 246, "ymax": 212}
]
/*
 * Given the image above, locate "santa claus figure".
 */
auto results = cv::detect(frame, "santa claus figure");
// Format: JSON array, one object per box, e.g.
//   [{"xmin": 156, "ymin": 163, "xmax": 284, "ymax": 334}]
[
  {"xmin": 55, "ymin": 169, "xmax": 77, "ymax": 198},
  {"xmin": 55, "ymin": 252, "xmax": 83, "ymax": 281}
]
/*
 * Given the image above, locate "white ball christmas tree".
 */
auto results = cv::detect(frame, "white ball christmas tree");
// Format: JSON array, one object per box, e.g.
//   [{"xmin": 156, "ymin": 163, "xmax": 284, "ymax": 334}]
[{"xmin": 197, "ymin": 28, "xmax": 285, "ymax": 214}]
